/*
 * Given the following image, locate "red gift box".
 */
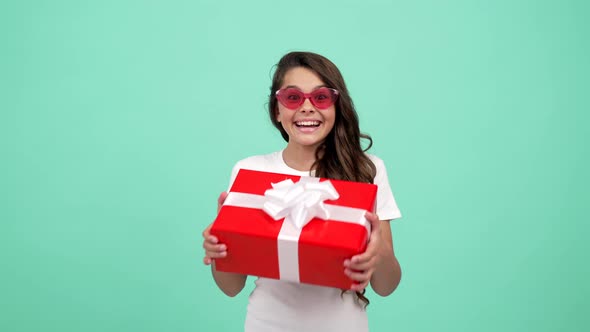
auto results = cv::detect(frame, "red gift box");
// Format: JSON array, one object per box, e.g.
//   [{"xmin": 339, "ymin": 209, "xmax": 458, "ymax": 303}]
[{"xmin": 210, "ymin": 168, "xmax": 377, "ymax": 289}]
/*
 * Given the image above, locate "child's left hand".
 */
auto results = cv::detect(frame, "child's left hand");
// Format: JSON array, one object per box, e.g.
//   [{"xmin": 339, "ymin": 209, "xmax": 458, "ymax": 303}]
[{"xmin": 343, "ymin": 212, "xmax": 382, "ymax": 292}]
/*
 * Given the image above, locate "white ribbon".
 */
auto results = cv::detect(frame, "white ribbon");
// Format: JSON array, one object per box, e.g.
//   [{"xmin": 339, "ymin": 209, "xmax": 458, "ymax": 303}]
[
  {"xmin": 223, "ymin": 176, "xmax": 370, "ymax": 283},
  {"xmin": 262, "ymin": 177, "xmax": 340, "ymax": 229}
]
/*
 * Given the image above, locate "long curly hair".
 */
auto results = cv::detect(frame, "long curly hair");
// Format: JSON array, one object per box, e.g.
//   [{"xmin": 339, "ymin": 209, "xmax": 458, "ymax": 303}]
[{"xmin": 268, "ymin": 51, "xmax": 377, "ymax": 308}]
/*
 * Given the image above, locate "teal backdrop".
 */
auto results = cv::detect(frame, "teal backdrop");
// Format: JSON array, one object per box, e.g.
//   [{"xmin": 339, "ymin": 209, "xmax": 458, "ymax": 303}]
[{"xmin": 2, "ymin": 0, "xmax": 588, "ymax": 331}]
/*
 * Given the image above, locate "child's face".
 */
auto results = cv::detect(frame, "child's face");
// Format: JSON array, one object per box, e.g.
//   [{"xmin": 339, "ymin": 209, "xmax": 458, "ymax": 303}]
[{"xmin": 276, "ymin": 67, "xmax": 336, "ymax": 151}]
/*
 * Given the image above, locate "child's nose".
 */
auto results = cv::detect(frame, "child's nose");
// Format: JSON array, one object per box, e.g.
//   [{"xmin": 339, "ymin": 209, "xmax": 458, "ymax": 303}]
[{"xmin": 300, "ymin": 97, "xmax": 315, "ymax": 111}]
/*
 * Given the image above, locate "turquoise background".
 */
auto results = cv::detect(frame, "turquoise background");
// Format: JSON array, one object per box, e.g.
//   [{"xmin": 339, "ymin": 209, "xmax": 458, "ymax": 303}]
[{"xmin": 2, "ymin": 0, "xmax": 588, "ymax": 331}]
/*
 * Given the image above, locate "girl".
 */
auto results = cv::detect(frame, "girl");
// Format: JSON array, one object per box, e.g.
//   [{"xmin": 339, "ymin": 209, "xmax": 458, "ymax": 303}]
[{"xmin": 202, "ymin": 51, "xmax": 402, "ymax": 332}]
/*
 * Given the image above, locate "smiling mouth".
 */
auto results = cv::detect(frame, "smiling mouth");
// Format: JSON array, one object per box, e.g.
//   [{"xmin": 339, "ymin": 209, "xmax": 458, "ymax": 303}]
[{"xmin": 295, "ymin": 120, "xmax": 321, "ymax": 128}]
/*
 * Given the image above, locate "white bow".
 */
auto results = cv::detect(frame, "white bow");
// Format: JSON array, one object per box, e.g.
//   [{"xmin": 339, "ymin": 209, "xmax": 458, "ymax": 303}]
[{"xmin": 262, "ymin": 177, "xmax": 340, "ymax": 229}]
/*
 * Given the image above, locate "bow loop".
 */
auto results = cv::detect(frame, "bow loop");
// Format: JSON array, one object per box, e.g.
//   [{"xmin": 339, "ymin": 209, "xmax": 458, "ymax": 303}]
[{"xmin": 263, "ymin": 177, "xmax": 340, "ymax": 229}]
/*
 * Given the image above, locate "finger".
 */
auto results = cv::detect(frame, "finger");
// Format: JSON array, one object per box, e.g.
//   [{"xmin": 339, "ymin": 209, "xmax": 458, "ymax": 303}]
[
  {"xmin": 345, "ymin": 258, "xmax": 375, "ymax": 272},
  {"xmin": 365, "ymin": 211, "xmax": 379, "ymax": 223},
  {"xmin": 205, "ymin": 250, "xmax": 227, "ymax": 259},
  {"xmin": 202, "ymin": 226, "xmax": 218, "ymax": 243},
  {"xmin": 202, "ymin": 235, "xmax": 219, "ymax": 246},
  {"xmin": 345, "ymin": 246, "xmax": 377, "ymax": 266},
  {"xmin": 205, "ymin": 235, "xmax": 218, "ymax": 244},
  {"xmin": 344, "ymin": 255, "xmax": 369, "ymax": 267},
  {"xmin": 350, "ymin": 281, "xmax": 369, "ymax": 292},
  {"xmin": 345, "ymin": 268, "xmax": 372, "ymax": 282},
  {"xmin": 365, "ymin": 212, "xmax": 381, "ymax": 233},
  {"xmin": 203, "ymin": 256, "xmax": 212, "ymax": 265},
  {"xmin": 203, "ymin": 242, "xmax": 226, "ymax": 252},
  {"xmin": 202, "ymin": 224, "xmax": 213, "ymax": 239},
  {"xmin": 217, "ymin": 191, "xmax": 229, "ymax": 212},
  {"xmin": 350, "ymin": 280, "xmax": 369, "ymax": 292}
]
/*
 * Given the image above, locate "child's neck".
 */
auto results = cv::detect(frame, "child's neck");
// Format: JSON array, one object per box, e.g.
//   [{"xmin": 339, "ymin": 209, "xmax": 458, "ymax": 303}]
[{"xmin": 282, "ymin": 144, "xmax": 320, "ymax": 172}]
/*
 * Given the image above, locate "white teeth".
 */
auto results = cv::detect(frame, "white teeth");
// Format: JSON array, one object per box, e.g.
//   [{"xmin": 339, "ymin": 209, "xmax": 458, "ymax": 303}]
[{"xmin": 296, "ymin": 120, "xmax": 320, "ymax": 126}]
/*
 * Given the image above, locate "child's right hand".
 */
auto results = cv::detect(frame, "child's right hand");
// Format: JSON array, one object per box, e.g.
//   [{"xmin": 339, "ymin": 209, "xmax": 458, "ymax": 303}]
[
  {"xmin": 202, "ymin": 224, "xmax": 227, "ymax": 265},
  {"xmin": 202, "ymin": 192, "xmax": 229, "ymax": 265}
]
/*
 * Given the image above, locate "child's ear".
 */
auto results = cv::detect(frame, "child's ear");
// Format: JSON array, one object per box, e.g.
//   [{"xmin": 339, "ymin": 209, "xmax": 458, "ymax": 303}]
[{"xmin": 275, "ymin": 108, "xmax": 281, "ymax": 123}]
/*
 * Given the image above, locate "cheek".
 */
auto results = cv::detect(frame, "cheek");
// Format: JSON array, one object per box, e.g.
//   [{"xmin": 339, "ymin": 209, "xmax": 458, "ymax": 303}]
[
  {"xmin": 325, "ymin": 109, "xmax": 336, "ymax": 128},
  {"xmin": 276, "ymin": 107, "xmax": 293, "ymax": 124},
  {"xmin": 276, "ymin": 107, "xmax": 285, "ymax": 122}
]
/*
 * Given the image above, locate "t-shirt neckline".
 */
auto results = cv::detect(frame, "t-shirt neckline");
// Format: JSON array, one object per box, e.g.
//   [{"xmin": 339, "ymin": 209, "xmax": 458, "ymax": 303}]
[{"xmin": 277, "ymin": 149, "xmax": 316, "ymax": 177}]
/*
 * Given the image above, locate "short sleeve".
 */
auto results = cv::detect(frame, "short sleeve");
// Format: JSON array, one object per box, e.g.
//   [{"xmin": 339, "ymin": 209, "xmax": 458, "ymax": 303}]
[
  {"xmin": 371, "ymin": 155, "xmax": 402, "ymax": 221},
  {"xmin": 226, "ymin": 162, "xmax": 242, "ymax": 192}
]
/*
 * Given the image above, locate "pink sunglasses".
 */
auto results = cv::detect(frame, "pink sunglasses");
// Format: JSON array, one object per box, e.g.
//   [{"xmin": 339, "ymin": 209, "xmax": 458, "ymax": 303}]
[{"xmin": 275, "ymin": 87, "xmax": 339, "ymax": 110}]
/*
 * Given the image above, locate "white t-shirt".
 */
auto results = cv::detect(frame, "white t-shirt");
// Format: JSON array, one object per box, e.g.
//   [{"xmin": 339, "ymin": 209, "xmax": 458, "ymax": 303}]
[{"xmin": 226, "ymin": 150, "xmax": 402, "ymax": 332}]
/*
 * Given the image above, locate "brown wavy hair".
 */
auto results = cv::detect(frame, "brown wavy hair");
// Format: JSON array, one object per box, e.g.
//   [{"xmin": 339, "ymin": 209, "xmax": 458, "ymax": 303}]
[{"xmin": 268, "ymin": 51, "xmax": 377, "ymax": 308}]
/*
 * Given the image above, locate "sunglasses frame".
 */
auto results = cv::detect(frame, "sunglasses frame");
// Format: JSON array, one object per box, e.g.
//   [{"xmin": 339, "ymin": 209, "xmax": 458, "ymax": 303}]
[{"xmin": 275, "ymin": 87, "xmax": 339, "ymax": 110}]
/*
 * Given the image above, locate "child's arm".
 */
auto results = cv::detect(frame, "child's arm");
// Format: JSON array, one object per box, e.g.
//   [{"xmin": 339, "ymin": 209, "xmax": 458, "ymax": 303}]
[
  {"xmin": 368, "ymin": 220, "xmax": 402, "ymax": 296},
  {"xmin": 344, "ymin": 213, "xmax": 402, "ymax": 296},
  {"xmin": 202, "ymin": 192, "xmax": 248, "ymax": 297},
  {"xmin": 203, "ymin": 225, "xmax": 248, "ymax": 297}
]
